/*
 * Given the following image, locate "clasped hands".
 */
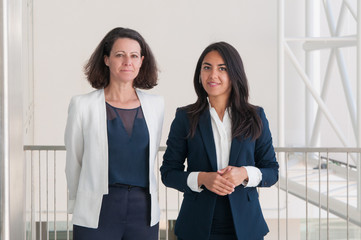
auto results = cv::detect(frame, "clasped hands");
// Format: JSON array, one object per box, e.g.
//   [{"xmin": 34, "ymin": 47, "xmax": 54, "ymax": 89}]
[{"xmin": 198, "ymin": 166, "xmax": 248, "ymax": 196}]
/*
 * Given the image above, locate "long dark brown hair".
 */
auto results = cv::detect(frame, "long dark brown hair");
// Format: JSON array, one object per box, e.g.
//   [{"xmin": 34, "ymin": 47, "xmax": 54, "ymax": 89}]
[
  {"xmin": 84, "ymin": 27, "xmax": 158, "ymax": 89},
  {"xmin": 184, "ymin": 41, "xmax": 262, "ymax": 140}
]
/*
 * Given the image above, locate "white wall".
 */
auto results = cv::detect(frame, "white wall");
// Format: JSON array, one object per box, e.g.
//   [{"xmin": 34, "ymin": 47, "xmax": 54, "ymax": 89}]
[
  {"xmin": 33, "ymin": 0, "xmax": 279, "ymax": 146},
  {"xmin": 33, "ymin": 0, "xmax": 359, "ymax": 146}
]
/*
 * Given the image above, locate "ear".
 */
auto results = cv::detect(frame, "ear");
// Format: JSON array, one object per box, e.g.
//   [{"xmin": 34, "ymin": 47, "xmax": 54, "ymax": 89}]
[
  {"xmin": 140, "ymin": 56, "xmax": 144, "ymax": 67},
  {"xmin": 104, "ymin": 55, "xmax": 109, "ymax": 66}
]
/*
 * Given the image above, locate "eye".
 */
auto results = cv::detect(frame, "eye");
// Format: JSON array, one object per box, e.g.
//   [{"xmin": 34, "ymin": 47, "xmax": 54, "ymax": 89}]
[
  {"xmin": 219, "ymin": 67, "xmax": 227, "ymax": 71},
  {"xmin": 202, "ymin": 66, "xmax": 211, "ymax": 70},
  {"xmin": 116, "ymin": 53, "xmax": 124, "ymax": 57},
  {"xmin": 131, "ymin": 54, "xmax": 139, "ymax": 58}
]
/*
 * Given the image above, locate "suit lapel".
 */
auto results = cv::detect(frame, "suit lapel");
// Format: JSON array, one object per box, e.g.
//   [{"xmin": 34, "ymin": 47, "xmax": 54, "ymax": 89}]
[
  {"xmin": 198, "ymin": 110, "xmax": 218, "ymax": 171},
  {"xmin": 136, "ymin": 89, "xmax": 155, "ymax": 163},
  {"xmin": 229, "ymin": 138, "xmax": 242, "ymax": 166},
  {"xmin": 98, "ymin": 89, "xmax": 109, "ymax": 179}
]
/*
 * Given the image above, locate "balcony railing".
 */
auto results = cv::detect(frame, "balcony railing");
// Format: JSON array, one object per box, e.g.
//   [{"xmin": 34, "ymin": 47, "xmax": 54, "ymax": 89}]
[{"xmin": 24, "ymin": 146, "xmax": 361, "ymax": 240}]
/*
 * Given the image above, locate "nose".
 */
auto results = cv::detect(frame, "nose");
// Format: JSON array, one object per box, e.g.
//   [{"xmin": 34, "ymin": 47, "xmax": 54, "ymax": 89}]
[
  {"xmin": 123, "ymin": 56, "xmax": 132, "ymax": 66},
  {"xmin": 209, "ymin": 69, "xmax": 218, "ymax": 79}
]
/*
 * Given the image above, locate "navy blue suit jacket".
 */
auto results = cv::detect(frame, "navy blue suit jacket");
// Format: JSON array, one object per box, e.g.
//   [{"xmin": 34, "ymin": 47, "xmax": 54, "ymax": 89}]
[{"xmin": 160, "ymin": 106, "xmax": 279, "ymax": 240}]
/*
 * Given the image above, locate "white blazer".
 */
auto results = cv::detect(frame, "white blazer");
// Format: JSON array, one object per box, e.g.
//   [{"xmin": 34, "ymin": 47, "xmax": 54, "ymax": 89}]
[{"xmin": 64, "ymin": 89, "xmax": 164, "ymax": 228}]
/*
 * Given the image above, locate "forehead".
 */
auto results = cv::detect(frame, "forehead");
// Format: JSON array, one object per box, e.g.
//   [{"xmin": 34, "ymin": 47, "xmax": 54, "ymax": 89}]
[
  {"xmin": 111, "ymin": 38, "xmax": 141, "ymax": 52},
  {"xmin": 202, "ymin": 50, "xmax": 224, "ymax": 64}
]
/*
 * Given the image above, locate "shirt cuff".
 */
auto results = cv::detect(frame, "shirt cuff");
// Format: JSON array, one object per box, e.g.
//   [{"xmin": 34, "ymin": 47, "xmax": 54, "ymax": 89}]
[
  {"xmin": 187, "ymin": 172, "xmax": 203, "ymax": 192},
  {"xmin": 242, "ymin": 166, "xmax": 262, "ymax": 187}
]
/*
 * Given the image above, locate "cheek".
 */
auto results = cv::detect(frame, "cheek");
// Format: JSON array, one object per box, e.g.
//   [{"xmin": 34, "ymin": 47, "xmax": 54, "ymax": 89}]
[
  {"xmin": 226, "ymin": 82, "xmax": 232, "ymax": 92},
  {"xmin": 135, "ymin": 61, "xmax": 142, "ymax": 70},
  {"xmin": 224, "ymin": 76, "xmax": 231, "ymax": 87},
  {"xmin": 200, "ymin": 71, "xmax": 208, "ymax": 81}
]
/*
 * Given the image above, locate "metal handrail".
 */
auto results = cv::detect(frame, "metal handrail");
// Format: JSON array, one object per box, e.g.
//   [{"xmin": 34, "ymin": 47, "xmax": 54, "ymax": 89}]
[
  {"xmin": 23, "ymin": 145, "xmax": 361, "ymax": 152},
  {"xmin": 24, "ymin": 145, "xmax": 361, "ymax": 240}
]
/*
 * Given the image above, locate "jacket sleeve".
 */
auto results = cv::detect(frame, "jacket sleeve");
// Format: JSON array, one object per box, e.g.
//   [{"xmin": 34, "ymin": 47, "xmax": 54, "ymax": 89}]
[
  {"xmin": 255, "ymin": 107, "xmax": 279, "ymax": 188},
  {"xmin": 160, "ymin": 109, "xmax": 192, "ymax": 193},
  {"xmin": 64, "ymin": 96, "xmax": 84, "ymax": 213}
]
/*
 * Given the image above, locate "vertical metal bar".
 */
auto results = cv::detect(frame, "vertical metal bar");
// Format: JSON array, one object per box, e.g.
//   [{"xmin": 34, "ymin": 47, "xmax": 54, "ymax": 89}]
[
  {"xmin": 286, "ymin": 152, "xmax": 288, "ymax": 240},
  {"xmin": 66, "ymin": 186, "xmax": 69, "ymax": 240},
  {"xmin": 46, "ymin": 150, "xmax": 49, "ymax": 240},
  {"xmin": 54, "ymin": 150, "xmax": 57, "ymax": 240},
  {"xmin": 318, "ymin": 152, "xmax": 321, "ymax": 240},
  {"xmin": 165, "ymin": 187, "xmax": 168, "ymax": 240},
  {"xmin": 31, "ymin": 151, "xmax": 35, "ymax": 240},
  {"xmin": 38, "ymin": 150, "xmax": 42, "ymax": 240},
  {"xmin": 278, "ymin": 0, "xmax": 285, "ymax": 148},
  {"xmin": 346, "ymin": 152, "xmax": 349, "ymax": 240},
  {"xmin": 327, "ymin": 152, "xmax": 329, "ymax": 240},
  {"xmin": 305, "ymin": 152, "xmax": 308, "ymax": 240},
  {"xmin": 156, "ymin": 153, "xmax": 160, "ymax": 239},
  {"xmin": 277, "ymin": 152, "xmax": 280, "ymax": 240}
]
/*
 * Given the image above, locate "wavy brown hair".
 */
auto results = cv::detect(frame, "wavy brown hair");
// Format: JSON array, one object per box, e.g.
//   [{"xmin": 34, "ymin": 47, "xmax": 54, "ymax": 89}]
[
  {"xmin": 84, "ymin": 27, "xmax": 158, "ymax": 89},
  {"xmin": 184, "ymin": 42, "xmax": 262, "ymax": 140}
]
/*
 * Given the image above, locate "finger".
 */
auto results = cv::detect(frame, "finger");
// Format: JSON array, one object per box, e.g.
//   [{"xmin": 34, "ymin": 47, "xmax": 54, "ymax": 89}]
[
  {"xmin": 221, "ymin": 170, "xmax": 234, "ymax": 179},
  {"xmin": 218, "ymin": 176, "xmax": 235, "ymax": 188},
  {"xmin": 214, "ymin": 180, "xmax": 234, "ymax": 193},
  {"xmin": 217, "ymin": 166, "xmax": 232, "ymax": 175},
  {"xmin": 212, "ymin": 186, "xmax": 232, "ymax": 196},
  {"xmin": 207, "ymin": 178, "xmax": 233, "ymax": 194}
]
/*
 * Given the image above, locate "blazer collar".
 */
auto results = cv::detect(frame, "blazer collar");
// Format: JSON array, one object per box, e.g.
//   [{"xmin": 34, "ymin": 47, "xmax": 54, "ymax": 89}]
[
  {"xmin": 135, "ymin": 89, "xmax": 156, "ymax": 149},
  {"xmin": 198, "ymin": 106, "xmax": 245, "ymax": 169},
  {"xmin": 198, "ymin": 109, "xmax": 218, "ymax": 171}
]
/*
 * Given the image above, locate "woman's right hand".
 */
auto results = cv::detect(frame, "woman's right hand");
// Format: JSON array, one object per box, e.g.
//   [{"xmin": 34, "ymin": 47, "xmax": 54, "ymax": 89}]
[{"xmin": 198, "ymin": 172, "xmax": 235, "ymax": 196}]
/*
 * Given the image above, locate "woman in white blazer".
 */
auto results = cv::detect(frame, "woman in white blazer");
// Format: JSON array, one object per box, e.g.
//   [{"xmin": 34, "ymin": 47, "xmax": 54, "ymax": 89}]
[{"xmin": 65, "ymin": 27, "xmax": 164, "ymax": 240}]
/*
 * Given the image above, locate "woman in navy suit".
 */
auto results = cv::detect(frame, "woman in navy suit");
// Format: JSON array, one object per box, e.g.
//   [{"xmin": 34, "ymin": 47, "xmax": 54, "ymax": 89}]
[
  {"xmin": 161, "ymin": 42, "xmax": 278, "ymax": 240},
  {"xmin": 65, "ymin": 28, "xmax": 164, "ymax": 240}
]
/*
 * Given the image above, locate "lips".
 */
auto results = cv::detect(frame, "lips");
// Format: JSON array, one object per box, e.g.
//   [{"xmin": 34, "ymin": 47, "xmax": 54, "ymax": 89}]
[{"xmin": 207, "ymin": 82, "xmax": 220, "ymax": 87}]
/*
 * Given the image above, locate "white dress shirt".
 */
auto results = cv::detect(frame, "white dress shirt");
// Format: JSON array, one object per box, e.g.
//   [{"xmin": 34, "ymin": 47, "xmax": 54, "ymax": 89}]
[{"xmin": 187, "ymin": 102, "xmax": 262, "ymax": 192}]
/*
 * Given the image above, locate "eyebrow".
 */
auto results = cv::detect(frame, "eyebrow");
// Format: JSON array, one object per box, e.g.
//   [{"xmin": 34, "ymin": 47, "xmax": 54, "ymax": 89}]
[
  {"xmin": 202, "ymin": 62, "xmax": 226, "ymax": 66},
  {"xmin": 114, "ymin": 50, "xmax": 140, "ymax": 54}
]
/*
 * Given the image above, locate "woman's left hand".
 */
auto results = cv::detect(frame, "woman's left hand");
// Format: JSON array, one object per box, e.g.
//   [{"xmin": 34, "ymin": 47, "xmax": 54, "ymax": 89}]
[{"xmin": 217, "ymin": 166, "xmax": 248, "ymax": 187}]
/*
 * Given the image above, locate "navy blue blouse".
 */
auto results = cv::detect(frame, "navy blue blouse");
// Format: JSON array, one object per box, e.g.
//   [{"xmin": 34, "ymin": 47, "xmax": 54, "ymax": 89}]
[{"xmin": 106, "ymin": 102, "xmax": 149, "ymax": 188}]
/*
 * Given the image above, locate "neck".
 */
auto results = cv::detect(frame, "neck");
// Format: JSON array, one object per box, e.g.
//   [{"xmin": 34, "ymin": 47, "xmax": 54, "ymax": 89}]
[
  {"xmin": 104, "ymin": 80, "xmax": 139, "ymax": 108},
  {"xmin": 208, "ymin": 96, "xmax": 228, "ymax": 121}
]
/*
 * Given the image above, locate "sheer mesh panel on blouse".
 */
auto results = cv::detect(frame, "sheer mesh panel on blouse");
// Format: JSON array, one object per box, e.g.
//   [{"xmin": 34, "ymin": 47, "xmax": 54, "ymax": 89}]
[{"xmin": 106, "ymin": 102, "xmax": 144, "ymax": 137}]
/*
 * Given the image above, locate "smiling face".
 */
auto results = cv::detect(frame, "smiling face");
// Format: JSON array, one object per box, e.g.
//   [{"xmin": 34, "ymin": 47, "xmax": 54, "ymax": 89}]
[
  {"xmin": 104, "ymin": 38, "xmax": 144, "ymax": 85},
  {"xmin": 200, "ymin": 50, "xmax": 232, "ymax": 102}
]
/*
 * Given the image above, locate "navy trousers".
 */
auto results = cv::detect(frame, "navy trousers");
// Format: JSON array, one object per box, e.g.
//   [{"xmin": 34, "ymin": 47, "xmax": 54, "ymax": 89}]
[
  {"xmin": 73, "ymin": 185, "xmax": 159, "ymax": 240},
  {"xmin": 178, "ymin": 196, "xmax": 264, "ymax": 240}
]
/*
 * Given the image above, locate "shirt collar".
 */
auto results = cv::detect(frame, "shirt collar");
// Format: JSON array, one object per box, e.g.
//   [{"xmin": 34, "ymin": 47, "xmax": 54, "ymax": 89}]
[{"xmin": 207, "ymin": 97, "xmax": 231, "ymax": 123}]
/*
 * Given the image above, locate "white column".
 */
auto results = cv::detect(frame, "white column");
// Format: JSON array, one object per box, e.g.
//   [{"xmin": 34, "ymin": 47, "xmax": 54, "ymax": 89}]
[
  {"xmin": 1, "ymin": 0, "xmax": 25, "ymax": 239},
  {"xmin": 1, "ymin": 0, "xmax": 11, "ymax": 238},
  {"xmin": 305, "ymin": 0, "xmax": 320, "ymax": 146}
]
